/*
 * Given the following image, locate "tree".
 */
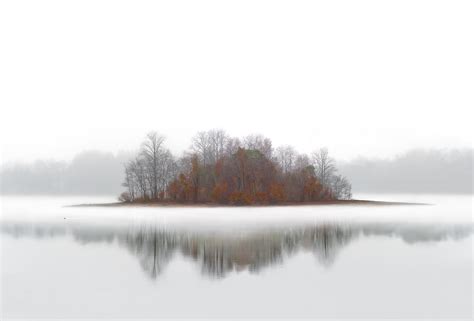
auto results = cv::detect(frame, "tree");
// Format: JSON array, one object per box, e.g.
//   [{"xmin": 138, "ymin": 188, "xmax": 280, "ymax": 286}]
[
  {"xmin": 303, "ymin": 175, "xmax": 322, "ymax": 201},
  {"xmin": 275, "ymin": 145, "xmax": 297, "ymax": 174},
  {"xmin": 118, "ymin": 191, "xmax": 132, "ymax": 202},
  {"xmin": 190, "ymin": 154, "xmax": 200, "ymax": 202},
  {"xmin": 312, "ymin": 148, "xmax": 336, "ymax": 188},
  {"xmin": 191, "ymin": 129, "xmax": 229, "ymax": 166},
  {"xmin": 155, "ymin": 148, "xmax": 176, "ymax": 196},
  {"xmin": 121, "ymin": 131, "xmax": 351, "ymax": 203},
  {"xmin": 207, "ymin": 129, "xmax": 229, "ymax": 164},
  {"xmin": 122, "ymin": 163, "xmax": 136, "ymax": 201},
  {"xmin": 269, "ymin": 183, "xmax": 285, "ymax": 203},
  {"xmin": 127, "ymin": 157, "xmax": 148, "ymax": 200},
  {"xmin": 330, "ymin": 175, "xmax": 352, "ymax": 200},
  {"xmin": 243, "ymin": 134, "xmax": 273, "ymax": 159},
  {"xmin": 225, "ymin": 137, "xmax": 241, "ymax": 157},
  {"xmin": 141, "ymin": 132, "xmax": 166, "ymax": 199},
  {"xmin": 211, "ymin": 182, "xmax": 228, "ymax": 203}
]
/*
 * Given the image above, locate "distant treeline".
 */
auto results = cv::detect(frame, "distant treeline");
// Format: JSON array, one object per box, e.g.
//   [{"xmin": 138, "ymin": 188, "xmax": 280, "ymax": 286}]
[
  {"xmin": 121, "ymin": 131, "xmax": 351, "ymax": 204},
  {"xmin": 1, "ymin": 141, "xmax": 472, "ymax": 196},
  {"xmin": 0, "ymin": 151, "xmax": 131, "ymax": 195},
  {"xmin": 339, "ymin": 149, "xmax": 473, "ymax": 194}
]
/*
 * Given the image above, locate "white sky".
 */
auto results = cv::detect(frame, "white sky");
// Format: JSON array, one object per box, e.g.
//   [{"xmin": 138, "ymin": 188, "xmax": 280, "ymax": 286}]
[{"xmin": 0, "ymin": 0, "xmax": 472, "ymax": 164}]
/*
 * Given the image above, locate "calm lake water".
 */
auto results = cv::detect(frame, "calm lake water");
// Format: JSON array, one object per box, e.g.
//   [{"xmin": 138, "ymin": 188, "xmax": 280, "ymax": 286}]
[{"xmin": 0, "ymin": 194, "xmax": 472, "ymax": 320}]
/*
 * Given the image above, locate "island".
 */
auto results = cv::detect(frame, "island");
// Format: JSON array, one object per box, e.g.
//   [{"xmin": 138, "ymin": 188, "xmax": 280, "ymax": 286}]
[
  {"xmin": 69, "ymin": 132, "xmax": 427, "ymax": 208},
  {"xmin": 115, "ymin": 130, "xmax": 353, "ymax": 206},
  {"xmin": 73, "ymin": 130, "xmax": 419, "ymax": 208}
]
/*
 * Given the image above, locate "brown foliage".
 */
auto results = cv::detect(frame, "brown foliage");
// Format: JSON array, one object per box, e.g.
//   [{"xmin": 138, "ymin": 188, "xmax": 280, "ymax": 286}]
[
  {"xmin": 269, "ymin": 183, "xmax": 286, "ymax": 203},
  {"xmin": 303, "ymin": 176, "xmax": 322, "ymax": 201},
  {"xmin": 124, "ymin": 132, "xmax": 349, "ymax": 204},
  {"xmin": 164, "ymin": 147, "xmax": 329, "ymax": 205},
  {"xmin": 190, "ymin": 155, "xmax": 199, "ymax": 202},
  {"xmin": 215, "ymin": 159, "xmax": 224, "ymax": 178},
  {"xmin": 228, "ymin": 191, "xmax": 254, "ymax": 205},
  {"xmin": 255, "ymin": 191, "xmax": 269, "ymax": 204},
  {"xmin": 211, "ymin": 182, "xmax": 228, "ymax": 203},
  {"xmin": 167, "ymin": 180, "xmax": 179, "ymax": 200}
]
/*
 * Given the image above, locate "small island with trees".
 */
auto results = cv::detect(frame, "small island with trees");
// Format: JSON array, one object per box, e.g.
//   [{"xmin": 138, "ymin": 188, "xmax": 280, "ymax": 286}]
[{"xmin": 118, "ymin": 130, "xmax": 353, "ymax": 206}]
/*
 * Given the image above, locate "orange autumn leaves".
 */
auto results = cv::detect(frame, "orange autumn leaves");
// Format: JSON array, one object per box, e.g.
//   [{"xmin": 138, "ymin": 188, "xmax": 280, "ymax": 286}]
[
  {"xmin": 121, "ymin": 130, "xmax": 351, "ymax": 204},
  {"xmin": 165, "ymin": 147, "xmax": 330, "ymax": 205}
]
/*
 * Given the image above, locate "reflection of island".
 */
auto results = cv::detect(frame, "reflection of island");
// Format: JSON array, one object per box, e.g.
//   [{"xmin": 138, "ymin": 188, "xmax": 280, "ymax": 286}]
[
  {"xmin": 123, "ymin": 224, "xmax": 355, "ymax": 278},
  {"xmin": 1, "ymin": 220, "xmax": 472, "ymax": 279}
]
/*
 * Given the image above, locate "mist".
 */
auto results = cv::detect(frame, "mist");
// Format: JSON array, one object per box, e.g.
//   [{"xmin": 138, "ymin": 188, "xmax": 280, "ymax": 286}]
[
  {"xmin": 1, "ymin": 148, "xmax": 471, "ymax": 196},
  {"xmin": 0, "ymin": 151, "xmax": 133, "ymax": 195},
  {"xmin": 339, "ymin": 149, "xmax": 473, "ymax": 194}
]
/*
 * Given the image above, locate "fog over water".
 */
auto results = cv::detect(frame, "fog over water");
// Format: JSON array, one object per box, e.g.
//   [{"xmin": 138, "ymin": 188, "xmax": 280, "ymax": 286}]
[
  {"xmin": 1, "ymin": 148, "xmax": 472, "ymax": 195},
  {"xmin": 1, "ymin": 194, "xmax": 472, "ymax": 319},
  {"xmin": 2, "ymin": 216, "xmax": 471, "ymax": 279},
  {"xmin": 1, "ymin": 0, "xmax": 472, "ymax": 319}
]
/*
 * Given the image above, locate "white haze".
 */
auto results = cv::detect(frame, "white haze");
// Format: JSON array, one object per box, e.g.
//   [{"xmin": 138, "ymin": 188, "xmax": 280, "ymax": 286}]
[
  {"xmin": 1, "ymin": 195, "xmax": 472, "ymax": 318},
  {"xmin": 1, "ymin": 194, "xmax": 472, "ymax": 225},
  {"xmin": 0, "ymin": 0, "xmax": 473, "ymax": 164},
  {"xmin": 1, "ymin": 148, "xmax": 471, "ymax": 195}
]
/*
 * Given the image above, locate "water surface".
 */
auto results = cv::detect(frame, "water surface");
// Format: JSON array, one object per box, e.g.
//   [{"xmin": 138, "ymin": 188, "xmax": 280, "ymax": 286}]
[{"xmin": 1, "ymin": 195, "xmax": 472, "ymax": 319}]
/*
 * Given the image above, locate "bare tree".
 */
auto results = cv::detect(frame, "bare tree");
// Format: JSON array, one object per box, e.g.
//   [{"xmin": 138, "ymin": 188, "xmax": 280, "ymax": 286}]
[
  {"xmin": 225, "ymin": 137, "xmax": 241, "ymax": 157},
  {"xmin": 275, "ymin": 145, "xmax": 297, "ymax": 174},
  {"xmin": 191, "ymin": 129, "xmax": 229, "ymax": 165},
  {"xmin": 156, "ymin": 148, "xmax": 176, "ymax": 196},
  {"xmin": 120, "ymin": 130, "xmax": 353, "ymax": 204},
  {"xmin": 122, "ymin": 163, "xmax": 136, "ymax": 201},
  {"xmin": 330, "ymin": 175, "xmax": 352, "ymax": 200},
  {"xmin": 127, "ymin": 157, "xmax": 148, "ymax": 200},
  {"xmin": 294, "ymin": 154, "xmax": 311, "ymax": 170},
  {"xmin": 208, "ymin": 129, "xmax": 229, "ymax": 163},
  {"xmin": 190, "ymin": 131, "xmax": 210, "ymax": 166},
  {"xmin": 312, "ymin": 148, "xmax": 336, "ymax": 187},
  {"xmin": 141, "ymin": 132, "xmax": 166, "ymax": 199},
  {"xmin": 243, "ymin": 134, "xmax": 273, "ymax": 159}
]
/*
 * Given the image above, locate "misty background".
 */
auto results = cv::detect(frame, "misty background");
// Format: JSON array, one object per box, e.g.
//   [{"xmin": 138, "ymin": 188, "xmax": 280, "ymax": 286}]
[
  {"xmin": 1, "ymin": 148, "xmax": 471, "ymax": 196},
  {"xmin": 1, "ymin": 1, "xmax": 472, "ymax": 197}
]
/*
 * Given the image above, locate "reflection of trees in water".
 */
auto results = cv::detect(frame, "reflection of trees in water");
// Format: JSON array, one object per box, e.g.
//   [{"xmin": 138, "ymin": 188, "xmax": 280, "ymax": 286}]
[
  {"xmin": 124, "ymin": 228, "xmax": 177, "ymax": 278},
  {"xmin": 302, "ymin": 226, "xmax": 354, "ymax": 266},
  {"xmin": 1, "ymin": 221, "xmax": 472, "ymax": 279},
  {"xmin": 182, "ymin": 233, "xmax": 289, "ymax": 277},
  {"xmin": 118, "ymin": 225, "xmax": 357, "ymax": 278}
]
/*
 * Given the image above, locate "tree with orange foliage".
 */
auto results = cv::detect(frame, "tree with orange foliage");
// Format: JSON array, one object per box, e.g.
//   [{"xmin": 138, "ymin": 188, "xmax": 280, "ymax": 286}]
[
  {"xmin": 269, "ymin": 183, "xmax": 286, "ymax": 203},
  {"xmin": 211, "ymin": 182, "xmax": 228, "ymax": 203},
  {"xmin": 190, "ymin": 155, "xmax": 200, "ymax": 202},
  {"xmin": 167, "ymin": 179, "xmax": 179, "ymax": 200},
  {"xmin": 122, "ymin": 130, "xmax": 351, "ymax": 204},
  {"xmin": 228, "ymin": 191, "xmax": 254, "ymax": 205},
  {"xmin": 255, "ymin": 191, "xmax": 269, "ymax": 204},
  {"xmin": 303, "ymin": 176, "xmax": 322, "ymax": 201}
]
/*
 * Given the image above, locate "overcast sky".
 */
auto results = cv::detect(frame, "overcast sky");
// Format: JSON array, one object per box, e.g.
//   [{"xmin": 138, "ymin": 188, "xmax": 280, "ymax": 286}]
[{"xmin": 0, "ymin": 0, "xmax": 472, "ymax": 164}]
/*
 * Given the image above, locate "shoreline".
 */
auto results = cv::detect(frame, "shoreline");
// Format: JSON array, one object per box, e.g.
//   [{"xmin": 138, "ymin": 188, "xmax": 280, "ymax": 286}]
[{"xmin": 68, "ymin": 199, "xmax": 429, "ymax": 208}]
